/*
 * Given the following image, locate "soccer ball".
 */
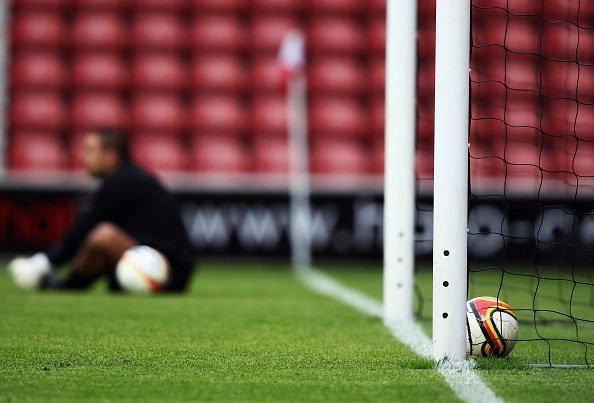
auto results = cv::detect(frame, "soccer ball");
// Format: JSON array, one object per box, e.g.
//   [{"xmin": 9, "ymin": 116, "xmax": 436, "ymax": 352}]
[
  {"xmin": 466, "ymin": 296, "xmax": 519, "ymax": 358},
  {"xmin": 116, "ymin": 246, "xmax": 170, "ymax": 293}
]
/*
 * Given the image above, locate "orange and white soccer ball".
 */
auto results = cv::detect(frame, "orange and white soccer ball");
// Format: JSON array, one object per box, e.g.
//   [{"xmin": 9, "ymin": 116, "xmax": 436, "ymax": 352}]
[
  {"xmin": 116, "ymin": 246, "xmax": 170, "ymax": 293},
  {"xmin": 466, "ymin": 296, "xmax": 519, "ymax": 357}
]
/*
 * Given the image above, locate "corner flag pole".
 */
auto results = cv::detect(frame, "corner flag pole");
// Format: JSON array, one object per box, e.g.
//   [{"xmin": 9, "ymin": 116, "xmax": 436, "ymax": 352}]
[{"xmin": 280, "ymin": 31, "xmax": 312, "ymax": 270}]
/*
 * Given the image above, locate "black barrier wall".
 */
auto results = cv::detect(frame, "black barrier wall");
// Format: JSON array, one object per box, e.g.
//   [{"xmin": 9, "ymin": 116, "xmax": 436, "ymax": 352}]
[{"xmin": 1, "ymin": 189, "xmax": 594, "ymax": 263}]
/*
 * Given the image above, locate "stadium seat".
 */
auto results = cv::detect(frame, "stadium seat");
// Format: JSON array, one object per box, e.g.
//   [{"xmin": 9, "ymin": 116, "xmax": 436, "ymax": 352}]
[
  {"xmin": 190, "ymin": 135, "xmax": 247, "ymax": 173},
  {"xmin": 12, "ymin": 0, "xmax": 67, "ymax": 9},
  {"xmin": 372, "ymin": 139, "xmax": 384, "ymax": 174},
  {"xmin": 309, "ymin": 98, "xmax": 366, "ymax": 137},
  {"xmin": 370, "ymin": 58, "xmax": 385, "ymax": 94},
  {"xmin": 251, "ymin": 16, "xmax": 299, "ymax": 52},
  {"xmin": 308, "ymin": 58, "xmax": 365, "ymax": 95},
  {"xmin": 253, "ymin": 136, "xmax": 289, "ymax": 174},
  {"xmin": 252, "ymin": 96, "xmax": 288, "ymax": 136},
  {"xmin": 542, "ymin": 61, "xmax": 594, "ymax": 104},
  {"xmin": 541, "ymin": 98, "xmax": 578, "ymax": 137},
  {"xmin": 369, "ymin": 17, "xmax": 386, "ymax": 54},
  {"xmin": 132, "ymin": 13, "xmax": 186, "ymax": 50},
  {"xmin": 308, "ymin": 17, "xmax": 365, "ymax": 54},
  {"xmin": 416, "ymin": 147, "xmax": 434, "ymax": 180},
  {"xmin": 470, "ymin": 46, "xmax": 505, "ymax": 84},
  {"xmin": 75, "ymin": 0, "xmax": 123, "ymax": 9},
  {"xmin": 417, "ymin": 28, "xmax": 435, "ymax": 60},
  {"xmin": 417, "ymin": 60, "xmax": 435, "ymax": 94},
  {"xmin": 576, "ymin": 105, "xmax": 594, "ymax": 140},
  {"xmin": 310, "ymin": 138, "xmax": 368, "ymax": 175},
  {"xmin": 191, "ymin": 96, "xmax": 247, "ymax": 134},
  {"xmin": 70, "ymin": 134, "xmax": 86, "ymax": 171},
  {"xmin": 308, "ymin": 0, "xmax": 363, "ymax": 14},
  {"xmin": 368, "ymin": 0, "xmax": 386, "ymax": 13},
  {"xmin": 192, "ymin": 56, "xmax": 247, "ymax": 92},
  {"xmin": 132, "ymin": 0, "xmax": 186, "ymax": 10},
  {"xmin": 11, "ymin": 52, "xmax": 67, "ymax": 89},
  {"xmin": 72, "ymin": 12, "xmax": 127, "ymax": 50},
  {"xmin": 416, "ymin": 117, "xmax": 434, "ymax": 144},
  {"xmin": 9, "ymin": 132, "xmax": 67, "ymax": 171},
  {"xmin": 505, "ymin": 53, "xmax": 539, "ymax": 92},
  {"xmin": 191, "ymin": 16, "xmax": 245, "ymax": 51},
  {"xmin": 251, "ymin": 57, "xmax": 285, "ymax": 93},
  {"xmin": 191, "ymin": 0, "xmax": 243, "ymax": 12},
  {"xmin": 10, "ymin": 92, "xmax": 67, "ymax": 130},
  {"xmin": 542, "ymin": 23, "xmax": 594, "ymax": 62},
  {"xmin": 251, "ymin": 0, "xmax": 301, "ymax": 13},
  {"xmin": 132, "ymin": 134, "xmax": 187, "ymax": 173},
  {"xmin": 11, "ymin": 12, "xmax": 64, "ymax": 48},
  {"xmin": 132, "ymin": 94, "xmax": 186, "ymax": 133},
  {"xmin": 572, "ymin": 142, "xmax": 594, "ymax": 179},
  {"xmin": 505, "ymin": 93, "xmax": 540, "ymax": 129},
  {"xmin": 72, "ymin": 53, "xmax": 127, "ymax": 89},
  {"xmin": 132, "ymin": 54, "xmax": 186, "ymax": 91},
  {"xmin": 72, "ymin": 93, "xmax": 128, "ymax": 130},
  {"xmin": 370, "ymin": 98, "xmax": 384, "ymax": 137}
]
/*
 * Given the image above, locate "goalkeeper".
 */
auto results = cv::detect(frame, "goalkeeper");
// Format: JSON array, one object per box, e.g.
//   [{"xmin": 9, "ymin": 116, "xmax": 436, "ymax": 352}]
[{"xmin": 8, "ymin": 129, "xmax": 195, "ymax": 292}]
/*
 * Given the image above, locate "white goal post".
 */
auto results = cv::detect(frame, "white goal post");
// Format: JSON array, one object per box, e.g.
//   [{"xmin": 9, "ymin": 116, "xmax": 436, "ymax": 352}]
[{"xmin": 384, "ymin": 0, "xmax": 471, "ymax": 363}]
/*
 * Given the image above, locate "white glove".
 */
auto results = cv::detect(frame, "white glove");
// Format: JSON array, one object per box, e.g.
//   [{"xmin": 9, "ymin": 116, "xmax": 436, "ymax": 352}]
[{"xmin": 8, "ymin": 253, "xmax": 52, "ymax": 290}]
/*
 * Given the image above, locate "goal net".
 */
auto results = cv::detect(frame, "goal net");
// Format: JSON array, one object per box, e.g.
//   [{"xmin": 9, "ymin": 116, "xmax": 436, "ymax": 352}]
[
  {"xmin": 396, "ymin": 0, "xmax": 594, "ymax": 366},
  {"xmin": 467, "ymin": 0, "xmax": 594, "ymax": 367}
]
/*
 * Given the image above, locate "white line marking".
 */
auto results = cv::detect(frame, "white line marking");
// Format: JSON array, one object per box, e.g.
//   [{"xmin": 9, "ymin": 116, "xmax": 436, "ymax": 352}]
[{"xmin": 296, "ymin": 265, "xmax": 503, "ymax": 403}]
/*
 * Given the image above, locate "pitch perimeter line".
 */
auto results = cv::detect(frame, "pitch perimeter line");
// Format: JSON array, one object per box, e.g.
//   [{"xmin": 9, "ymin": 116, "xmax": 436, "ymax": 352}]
[{"xmin": 295, "ymin": 265, "xmax": 503, "ymax": 403}]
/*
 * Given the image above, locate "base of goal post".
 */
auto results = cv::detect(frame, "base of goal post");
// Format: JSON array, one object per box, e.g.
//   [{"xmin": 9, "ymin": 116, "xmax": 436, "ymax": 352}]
[{"xmin": 530, "ymin": 364, "xmax": 593, "ymax": 369}]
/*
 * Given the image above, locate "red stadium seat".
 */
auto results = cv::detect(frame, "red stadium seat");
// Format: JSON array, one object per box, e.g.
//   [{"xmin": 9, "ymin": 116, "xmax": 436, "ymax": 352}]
[
  {"xmin": 542, "ymin": 61, "xmax": 594, "ymax": 104},
  {"xmin": 308, "ymin": 0, "xmax": 363, "ymax": 14},
  {"xmin": 12, "ymin": 0, "xmax": 67, "ymax": 9},
  {"xmin": 70, "ymin": 134, "xmax": 86, "ymax": 171},
  {"xmin": 72, "ymin": 53, "xmax": 127, "ymax": 89},
  {"xmin": 251, "ymin": 0, "xmax": 302, "ymax": 13},
  {"xmin": 253, "ymin": 136, "xmax": 289, "ymax": 173},
  {"xmin": 368, "ymin": 0, "xmax": 386, "ymax": 14},
  {"xmin": 542, "ymin": 23, "xmax": 594, "ymax": 63},
  {"xmin": 505, "ymin": 53, "xmax": 539, "ymax": 92},
  {"xmin": 132, "ymin": 54, "xmax": 186, "ymax": 91},
  {"xmin": 191, "ymin": 95, "xmax": 247, "ymax": 134},
  {"xmin": 572, "ymin": 142, "xmax": 594, "ymax": 179},
  {"xmin": 72, "ymin": 12, "xmax": 127, "ymax": 50},
  {"xmin": 308, "ymin": 57, "xmax": 365, "ymax": 95},
  {"xmin": 309, "ymin": 98, "xmax": 366, "ymax": 137},
  {"xmin": 190, "ymin": 135, "xmax": 247, "ymax": 173},
  {"xmin": 369, "ymin": 17, "xmax": 386, "ymax": 54},
  {"xmin": 192, "ymin": 56, "xmax": 247, "ymax": 92},
  {"xmin": 541, "ymin": 98, "xmax": 578, "ymax": 137},
  {"xmin": 132, "ymin": 0, "xmax": 186, "ymax": 10},
  {"xmin": 416, "ymin": 147, "xmax": 434, "ymax": 180},
  {"xmin": 251, "ymin": 16, "xmax": 299, "ymax": 52},
  {"xmin": 310, "ymin": 138, "xmax": 368, "ymax": 175},
  {"xmin": 132, "ymin": 135, "xmax": 187, "ymax": 173},
  {"xmin": 132, "ymin": 13, "xmax": 186, "ymax": 50},
  {"xmin": 372, "ymin": 139, "xmax": 384, "ymax": 174},
  {"xmin": 191, "ymin": 16, "xmax": 245, "ymax": 51},
  {"xmin": 9, "ymin": 132, "xmax": 67, "ymax": 171},
  {"xmin": 370, "ymin": 98, "xmax": 384, "ymax": 137},
  {"xmin": 132, "ymin": 94, "xmax": 186, "ymax": 133},
  {"xmin": 11, "ymin": 92, "xmax": 67, "ymax": 130},
  {"xmin": 576, "ymin": 104, "xmax": 594, "ymax": 140},
  {"xmin": 417, "ymin": 28, "xmax": 435, "ymax": 60},
  {"xmin": 308, "ymin": 18, "xmax": 365, "ymax": 54},
  {"xmin": 72, "ymin": 93, "xmax": 128, "ymax": 130},
  {"xmin": 417, "ymin": 60, "xmax": 435, "ymax": 94},
  {"xmin": 11, "ymin": 12, "xmax": 64, "ymax": 48},
  {"xmin": 75, "ymin": 0, "xmax": 123, "ymax": 9},
  {"xmin": 11, "ymin": 52, "xmax": 67, "ymax": 89},
  {"xmin": 251, "ymin": 57, "xmax": 285, "ymax": 92},
  {"xmin": 252, "ymin": 96, "xmax": 288, "ymax": 136},
  {"xmin": 191, "ymin": 0, "xmax": 243, "ymax": 12},
  {"xmin": 470, "ymin": 45, "xmax": 505, "ymax": 84},
  {"xmin": 370, "ymin": 58, "xmax": 385, "ymax": 94}
]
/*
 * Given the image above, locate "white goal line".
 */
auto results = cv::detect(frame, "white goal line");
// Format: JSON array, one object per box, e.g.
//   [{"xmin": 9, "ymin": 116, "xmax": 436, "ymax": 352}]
[{"xmin": 295, "ymin": 265, "xmax": 503, "ymax": 403}]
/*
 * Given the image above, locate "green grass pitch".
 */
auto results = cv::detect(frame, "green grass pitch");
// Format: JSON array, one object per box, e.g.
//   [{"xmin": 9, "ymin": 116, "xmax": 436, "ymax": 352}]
[{"xmin": 1, "ymin": 263, "xmax": 594, "ymax": 402}]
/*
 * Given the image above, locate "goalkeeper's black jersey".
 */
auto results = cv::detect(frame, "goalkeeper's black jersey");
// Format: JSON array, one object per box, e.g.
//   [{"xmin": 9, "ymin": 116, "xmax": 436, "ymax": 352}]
[{"xmin": 46, "ymin": 162, "xmax": 194, "ymax": 291}]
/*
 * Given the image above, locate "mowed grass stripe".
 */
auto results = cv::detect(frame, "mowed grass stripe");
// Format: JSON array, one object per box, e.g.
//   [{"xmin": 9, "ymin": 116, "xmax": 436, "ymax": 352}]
[
  {"xmin": 316, "ymin": 265, "xmax": 594, "ymax": 403},
  {"xmin": 0, "ymin": 264, "xmax": 457, "ymax": 403}
]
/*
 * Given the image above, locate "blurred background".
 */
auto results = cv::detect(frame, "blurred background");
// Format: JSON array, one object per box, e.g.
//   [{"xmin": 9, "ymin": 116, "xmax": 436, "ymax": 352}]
[{"xmin": 1, "ymin": 0, "xmax": 593, "ymax": 263}]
